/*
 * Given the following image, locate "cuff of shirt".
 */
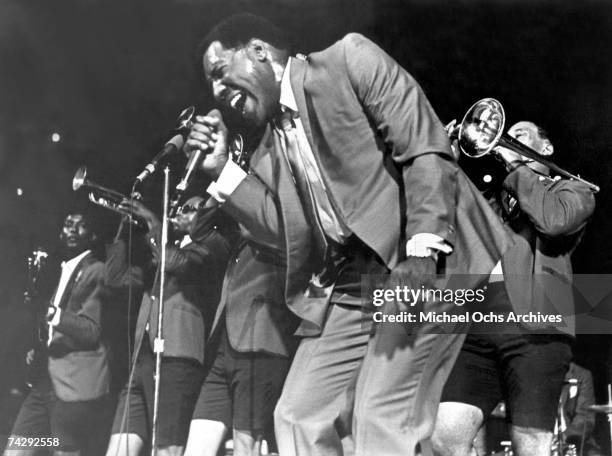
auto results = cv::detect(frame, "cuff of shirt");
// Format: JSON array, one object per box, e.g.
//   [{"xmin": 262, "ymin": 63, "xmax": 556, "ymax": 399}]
[
  {"xmin": 50, "ymin": 308, "xmax": 62, "ymax": 327},
  {"xmin": 206, "ymin": 160, "xmax": 248, "ymax": 204},
  {"xmin": 406, "ymin": 233, "xmax": 453, "ymax": 260}
]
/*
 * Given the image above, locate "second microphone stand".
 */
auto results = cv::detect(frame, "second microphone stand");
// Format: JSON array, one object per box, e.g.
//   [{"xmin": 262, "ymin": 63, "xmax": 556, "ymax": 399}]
[{"xmin": 150, "ymin": 167, "xmax": 171, "ymax": 456}]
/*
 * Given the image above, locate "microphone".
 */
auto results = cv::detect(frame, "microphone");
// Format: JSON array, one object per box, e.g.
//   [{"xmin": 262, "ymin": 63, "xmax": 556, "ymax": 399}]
[
  {"xmin": 175, "ymin": 109, "xmax": 221, "ymax": 192},
  {"xmin": 135, "ymin": 134, "xmax": 185, "ymax": 183},
  {"xmin": 169, "ymin": 109, "xmax": 220, "ymax": 217}
]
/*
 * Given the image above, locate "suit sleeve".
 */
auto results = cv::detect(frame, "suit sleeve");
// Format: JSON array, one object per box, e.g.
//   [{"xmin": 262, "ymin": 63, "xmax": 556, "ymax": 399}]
[
  {"xmin": 147, "ymin": 226, "xmax": 206, "ymax": 277},
  {"xmin": 222, "ymin": 174, "xmax": 285, "ymax": 252},
  {"xmin": 503, "ymin": 166, "xmax": 596, "ymax": 237},
  {"xmin": 104, "ymin": 239, "xmax": 145, "ymax": 290},
  {"xmin": 341, "ymin": 33, "xmax": 457, "ymax": 244},
  {"xmin": 54, "ymin": 263, "xmax": 105, "ymax": 349},
  {"xmin": 148, "ymin": 217, "xmax": 235, "ymax": 279}
]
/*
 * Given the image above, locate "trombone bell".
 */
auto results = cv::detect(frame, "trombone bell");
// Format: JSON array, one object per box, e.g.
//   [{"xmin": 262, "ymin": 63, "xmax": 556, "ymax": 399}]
[
  {"xmin": 457, "ymin": 98, "xmax": 599, "ymax": 193},
  {"xmin": 458, "ymin": 98, "xmax": 505, "ymax": 158}
]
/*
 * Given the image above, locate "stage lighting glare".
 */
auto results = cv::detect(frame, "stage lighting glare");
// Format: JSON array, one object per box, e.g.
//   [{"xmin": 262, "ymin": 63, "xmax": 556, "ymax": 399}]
[{"xmin": 483, "ymin": 174, "xmax": 492, "ymax": 183}]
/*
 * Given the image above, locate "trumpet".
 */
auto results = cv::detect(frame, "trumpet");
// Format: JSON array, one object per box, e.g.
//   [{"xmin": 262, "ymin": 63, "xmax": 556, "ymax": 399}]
[
  {"xmin": 456, "ymin": 98, "xmax": 600, "ymax": 193},
  {"xmin": 72, "ymin": 166, "xmax": 143, "ymax": 226}
]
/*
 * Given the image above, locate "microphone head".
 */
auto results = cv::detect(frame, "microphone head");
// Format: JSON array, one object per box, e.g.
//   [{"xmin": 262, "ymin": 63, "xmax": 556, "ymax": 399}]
[
  {"xmin": 176, "ymin": 106, "xmax": 196, "ymax": 131},
  {"xmin": 166, "ymin": 134, "xmax": 185, "ymax": 151}
]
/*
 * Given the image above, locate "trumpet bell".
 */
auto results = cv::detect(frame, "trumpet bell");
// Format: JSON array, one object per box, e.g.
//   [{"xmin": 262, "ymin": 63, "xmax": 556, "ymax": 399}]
[
  {"xmin": 72, "ymin": 166, "xmax": 143, "ymax": 225},
  {"xmin": 72, "ymin": 166, "xmax": 87, "ymax": 191},
  {"xmin": 458, "ymin": 98, "xmax": 506, "ymax": 158}
]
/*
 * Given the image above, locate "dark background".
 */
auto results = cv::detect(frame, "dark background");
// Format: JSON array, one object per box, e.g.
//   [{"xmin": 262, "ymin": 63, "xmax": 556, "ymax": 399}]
[{"xmin": 1, "ymin": 0, "xmax": 611, "ymax": 450}]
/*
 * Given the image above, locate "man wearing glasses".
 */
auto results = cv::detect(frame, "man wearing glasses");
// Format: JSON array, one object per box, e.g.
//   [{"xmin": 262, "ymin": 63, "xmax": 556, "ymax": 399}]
[{"xmin": 105, "ymin": 196, "xmax": 235, "ymax": 456}]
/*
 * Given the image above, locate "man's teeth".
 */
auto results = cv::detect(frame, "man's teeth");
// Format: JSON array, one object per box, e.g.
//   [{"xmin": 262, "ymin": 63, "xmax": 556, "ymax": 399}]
[{"xmin": 230, "ymin": 93, "xmax": 243, "ymax": 110}]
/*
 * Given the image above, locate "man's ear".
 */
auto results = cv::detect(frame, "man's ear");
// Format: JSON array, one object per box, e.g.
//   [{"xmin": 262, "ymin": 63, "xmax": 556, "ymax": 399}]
[
  {"xmin": 541, "ymin": 139, "xmax": 554, "ymax": 156},
  {"xmin": 249, "ymin": 39, "xmax": 269, "ymax": 62}
]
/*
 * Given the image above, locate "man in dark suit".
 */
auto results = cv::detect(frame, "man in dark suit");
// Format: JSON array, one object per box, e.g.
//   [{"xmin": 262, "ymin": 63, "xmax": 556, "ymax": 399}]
[
  {"xmin": 433, "ymin": 122, "xmax": 596, "ymax": 456},
  {"xmin": 105, "ymin": 197, "xmax": 235, "ymax": 456},
  {"xmin": 182, "ymin": 136, "xmax": 298, "ymax": 456},
  {"xmin": 184, "ymin": 14, "xmax": 513, "ymax": 455},
  {"xmin": 5, "ymin": 211, "xmax": 113, "ymax": 456}
]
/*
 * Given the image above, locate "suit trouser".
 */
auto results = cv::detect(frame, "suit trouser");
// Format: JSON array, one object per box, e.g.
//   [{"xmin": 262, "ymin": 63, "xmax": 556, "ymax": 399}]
[
  {"xmin": 353, "ymin": 299, "xmax": 467, "ymax": 456},
  {"xmin": 274, "ymin": 303, "xmax": 372, "ymax": 456}
]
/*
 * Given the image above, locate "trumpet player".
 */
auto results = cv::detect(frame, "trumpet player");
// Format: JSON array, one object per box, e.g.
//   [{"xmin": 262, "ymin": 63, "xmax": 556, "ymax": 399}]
[
  {"xmin": 433, "ymin": 122, "xmax": 596, "ymax": 456},
  {"xmin": 105, "ymin": 196, "xmax": 236, "ymax": 456},
  {"xmin": 5, "ymin": 210, "xmax": 115, "ymax": 456}
]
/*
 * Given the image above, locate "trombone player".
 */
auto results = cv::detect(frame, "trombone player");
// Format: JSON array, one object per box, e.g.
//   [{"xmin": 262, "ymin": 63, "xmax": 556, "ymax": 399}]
[
  {"xmin": 104, "ymin": 195, "xmax": 235, "ymax": 456},
  {"xmin": 433, "ymin": 121, "xmax": 596, "ymax": 456}
]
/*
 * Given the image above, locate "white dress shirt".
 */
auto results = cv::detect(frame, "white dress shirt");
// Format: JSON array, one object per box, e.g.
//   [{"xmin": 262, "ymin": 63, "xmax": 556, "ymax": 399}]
[{"xmin": 48, "ymin": 249, "xmax": 91, "ymax": 345}]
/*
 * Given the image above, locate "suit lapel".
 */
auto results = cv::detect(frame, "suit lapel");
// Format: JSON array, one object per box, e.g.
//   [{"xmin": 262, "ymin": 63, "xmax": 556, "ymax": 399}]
[
  {"xmin": 289, "ymin": 58, "xmax": 317, "ymax": 162},
  {"xmin": 248, "ymin": 126, "xmax": 277, "ymax": 187},
  {"xmin": 59, "ymin": 253, "xmax": 94, "ymax": 310},
  {"xmin": 251, "ymin": 124, "xmax": 314, "ymax": 305}
]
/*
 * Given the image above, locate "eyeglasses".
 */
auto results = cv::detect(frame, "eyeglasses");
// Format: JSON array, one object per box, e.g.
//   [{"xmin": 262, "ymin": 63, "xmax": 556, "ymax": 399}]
[{"xmin": 179, "ymin": 204, "xmax": 199, "ymax": 214}]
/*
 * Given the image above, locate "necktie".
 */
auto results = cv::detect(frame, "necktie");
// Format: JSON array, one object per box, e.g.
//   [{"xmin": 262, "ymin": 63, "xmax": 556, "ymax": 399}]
[{"xmin": 275, "ymin": 110, "xmax": 328, "ymax": 262}]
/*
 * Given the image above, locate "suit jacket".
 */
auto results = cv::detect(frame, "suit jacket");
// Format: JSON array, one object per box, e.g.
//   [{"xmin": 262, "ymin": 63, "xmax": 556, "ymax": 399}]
[
  {"xmin": 106, "ymin": 209, "xmax": 235, "ymax": 364},
  {"xmin": 211, "ymin": 239, "xmax": 299, "ymax": 356},
  {"xmin": 211, "ymin": 134, "xmax": 299, "ymax": 356},
  {"xmin": 498, "ymin": 167, "xmax": 596, "ymax": 335},
  {"xmin": 223, "ymin": 34, "xmax": 514, "ymax": 336},
  {"xmin": 47, "ymin": 252, "xmax": 110, "ymax": 402}
]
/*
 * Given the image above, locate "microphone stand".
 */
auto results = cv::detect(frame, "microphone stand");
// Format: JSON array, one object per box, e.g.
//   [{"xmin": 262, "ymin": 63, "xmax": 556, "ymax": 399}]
[{"xmin": 150, "ymin": 167, "xmax": 170, "ymax": 456}]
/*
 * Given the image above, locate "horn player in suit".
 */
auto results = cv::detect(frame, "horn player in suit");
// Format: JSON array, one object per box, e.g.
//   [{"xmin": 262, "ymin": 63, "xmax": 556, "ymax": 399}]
[
  {"xmin": 433, "ymin": 121, "xmax": 596, "ymax": 456},
  {"xmin": 104, "ymin": 196, "xmax": 236, "ymax": 456}
]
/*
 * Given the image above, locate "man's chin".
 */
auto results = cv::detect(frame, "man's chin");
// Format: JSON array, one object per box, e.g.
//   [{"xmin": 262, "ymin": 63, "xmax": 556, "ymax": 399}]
[
  {"xmin": 223, "ymin": 108, "xmax": 266, "ymax": 134},
  {"xmin": 64, "ymin": 243, "xmax": 86, "ymax": 255}
]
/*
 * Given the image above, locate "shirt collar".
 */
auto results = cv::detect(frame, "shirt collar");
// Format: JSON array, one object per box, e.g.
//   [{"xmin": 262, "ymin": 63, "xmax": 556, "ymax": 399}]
[
  {"xmin": 62, "ymin": 249, "xmax": 91, "ymax": 269},
  {"xmin": 179, "ymin": 235, "xmax": 192, "ymax": 249},
  {"xmin": 279, "ymin": 57, "xmax": 298, "ymax": 113}
]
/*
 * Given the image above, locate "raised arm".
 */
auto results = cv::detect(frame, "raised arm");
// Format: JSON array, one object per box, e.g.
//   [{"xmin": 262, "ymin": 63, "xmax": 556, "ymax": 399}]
[{"xmin": 503, "ymin": 166, "xmax": 596, "ymax": 237}]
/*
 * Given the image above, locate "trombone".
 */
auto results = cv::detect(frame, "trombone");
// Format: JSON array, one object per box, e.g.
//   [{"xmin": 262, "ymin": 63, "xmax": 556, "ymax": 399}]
[
  {"xmin": 456, "ymin": 98, "xmax": 600, "ymax": 193},
  {"xmin": 72, "ymin": 166, "xmax": 143, "ymax": 226}
]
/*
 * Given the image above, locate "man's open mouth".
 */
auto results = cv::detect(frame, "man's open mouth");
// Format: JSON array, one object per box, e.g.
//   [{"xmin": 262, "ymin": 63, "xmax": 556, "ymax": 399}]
[{"xmin": 228, "ymin": 91, "xmax": 247, "ymax": 114}]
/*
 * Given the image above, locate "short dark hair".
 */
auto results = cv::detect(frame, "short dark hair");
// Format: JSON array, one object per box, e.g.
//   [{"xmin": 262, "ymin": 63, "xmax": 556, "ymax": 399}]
[
  {"xmin": 195, "ymin": 13, "xmax": 292, "ymax": 68},
  {"xmin": 63, "ymin": 208, "xmax": 97, "ymax": 232}
]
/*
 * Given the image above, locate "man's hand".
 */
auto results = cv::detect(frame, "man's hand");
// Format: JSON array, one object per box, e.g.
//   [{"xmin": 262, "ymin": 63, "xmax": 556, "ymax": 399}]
[
  {"xmin": 494, "ymin": 145, "xmax": 525, "ymax": 170},
  {"xmin": 183, "ymin": 110, "xmax": 229, "ymax": 179},
  {"xmin": 386, "ymin": 256, "xmax": 436, "ymax": 310},
  {"xmin": 444, "ymin": 119, "xmax": 459, "ymax": 140},
  {"xmin": 118, "ymin": 199, "xmax": 159, "ymax": 232},
  {"xmin": 444, "ymin": 119, "xmax": 461, "ymax": 160}
]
